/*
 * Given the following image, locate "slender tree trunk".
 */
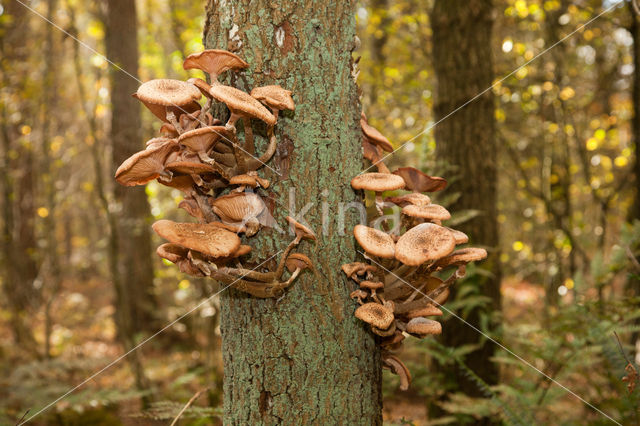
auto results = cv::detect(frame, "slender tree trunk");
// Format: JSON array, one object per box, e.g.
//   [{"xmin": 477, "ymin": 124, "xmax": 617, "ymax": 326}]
[
  {"xmin": 430, "ymin": 0, "xmax": 502, "ymax": 417},
  {"xmin": 104, "ymin": 0, "xmax": 158, "ymax": 338},
  {"xmin": 204, "ymin": 1, "xmax": 382, "ymax": 423}
]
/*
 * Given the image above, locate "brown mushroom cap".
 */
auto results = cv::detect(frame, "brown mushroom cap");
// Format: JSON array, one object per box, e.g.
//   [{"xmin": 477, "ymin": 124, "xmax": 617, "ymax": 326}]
[
  {"xmin": 286, "ymin": 216, "xmax": 317, "ymax": 241},
  {"xmin": 178, "ymin": 126, "xmax": 228, "ymax": 154},
  {"xmin": 360, "ymin": 280, "xmax": 384, "ymax": 290},
  {"xmin": 341, "ymin": 262, "xmax": 378, "ymax": 279},
  {"xmin": 208, "ymin": 85, "xmax": 276, "ymax": 125},
  {"xmin": 165, "ymin": 161, "xmax": 217, "ymax": 175},
  {"xmin": 229, "ymin": 173, "xmax": 269, "ymax": 189},
  {"xmin": 355, "ymin": 302, "xmax": 395, "ymax": 329},
  {"xmin": 434, "ymin": 247, "xmax": 488, "ymax": 268},
  {"xmin": 446, "ymin": 227, "xmax": 469, "ymax": 245},
  {"xmin": 135, "ymin": 79, "xmax": 202, "ymax": 121},
  {"xmin": 115, "ymin": 140, "xmax": 179, "ymax": 186},
  {"xmin": 354, "ymin": 225, "xmax": 395, "ymax": 259},
  {"xmin": 361, "ymin": 115, "xmax": 393, "ymax": 152},
  {"xmin": 285, "ymin": 253, "xmax": 313, "ymax": 273},
  {"xmin": 393, "ymin": 167, "xmax": 447, "ymax": 192},
  {"xmin": 210, "ymin": 192, "xmax": 266, "ymax": 223},
  {"xmin": 406, "ymin": 305, "xmax": 443, "ymax": 319},
  {"xmin": 402, "ymin": 204, "xmax": 451, "ymax": 221},
  {"xmin": 152, "ymin": 220, "xmax": 241, "ymax": 258},
  {"xmin": 406, "ymin": 317, "xmax": 442, "ymax": 336},
  {"xmin": 183, "ymin": 49, "xmax": 249, "ymax": 81},
  {"xmin": 159, "ymin": 174, "xmax": 197, "ymax": 194},
  {"xmin": 187, "ymin": 77, "xmax": 213, "ymax": 98},
  {"xmin": 250, "ymin": 85, "xmax": 295, "ymax": 111},
  {"xmin": 385, "ymin": 193, "xmax": 431, "ymax": 207},
  {"xmin": 156, "ymin": 243, "xmax": 188, "ymax": 263},
  {"xmin": 351, "ymin": 173, "xmax": 405, "ymax": 192},
  {"xmin": 395, "ymin": 223, "xmax": 456, "ymax": 266},
  {"xmin": 382, "ymin": 353, "xmax": 412, "ymax": 391}
]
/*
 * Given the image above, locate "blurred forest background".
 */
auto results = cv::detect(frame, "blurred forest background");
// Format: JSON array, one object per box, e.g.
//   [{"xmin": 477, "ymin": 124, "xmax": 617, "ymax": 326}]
[{"xmin": 1, "ymin": 0, "xmax": 640, "ymax": 424}]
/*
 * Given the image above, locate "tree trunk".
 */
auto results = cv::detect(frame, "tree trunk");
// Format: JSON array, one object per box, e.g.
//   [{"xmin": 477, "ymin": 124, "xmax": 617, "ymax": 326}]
[
  {"xmin": 104, "ymin": 0, "xmax": 158, "ymax": 337},
  {"xmin": 204, "ymin": 1, "xmax": 382, "ymax": 423},
  {"xmin": 430, "ymin": 0, "xmax": 502, "ymax": 413}
]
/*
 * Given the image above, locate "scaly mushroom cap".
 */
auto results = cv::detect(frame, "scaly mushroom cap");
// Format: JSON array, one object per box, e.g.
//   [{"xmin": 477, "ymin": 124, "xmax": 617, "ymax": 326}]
[
  {"xmin": 115, "ymin": 140, "xmax": 179, "ymax": 186},
  {"xmin": 285, "ymin": 253, "xmax": 313, "ymax": 273},
  {"xmin": 361, "ymin": 115, "xmax": 393, "ymax": 152},
  {"xmin": 406, "ymin": 305, "xmax": 443, "ymax": 319},
  {"xmin": 250, "ymin": 85, "xmax": 295, "ymax": 111},
  {"xmin": 183, "ymin": 49, "xmax": 249, "ymax": 81},
  {"xmin": 145, "ymin": 137, "xmax": 174, "ymax": 149},
  {"xmin": 135, "ymin": 79, "xmax": 202, "ymax": 121},
  {"xmin": 286, "ymin": 216, "xmax": 317, "ymax": 241},
  {"xmin": 402, "ymin": 204, "xmax": 451, "ymax": 221},
  {"xmin": 229, "ymin": 173, "xmax": 269, "ymax": 189},
  {"xmin": 355, "ymin": 302, "xmax": 395, "ymax": 330},
  {"xmin": 395, "ymin": 223, "xmax": 456, "ymax": 266},
  {"xmin": 165, "ymin": 161, "xmax": 217, "ymax": 175},
  {"xmin": 152, "ymin": 220, "xmax": 241, "ymax": 258},
  {"xmin": 187, "ymin": 77, "xmax": 213, "ymax": 98},
  {"xmin": 386, "ymin": 193, "xmax": 431, "ymax": 207},
  {"xmin": 208, "ymin": 85, "xmax": 276, "ymax": 125},
  {"xmin": 156, "ymin": 243, "xmax": 188, "ymax": 263},
  {"xmin": 351, "ymin": 172, "xmax": 405, "ymax": 192},
  {"xmin": 393, "ymin": 167, "xmax": 447, "ymax": 192},
  {"xmin": 446, "ymin": 227, "xmax": 469, "ymax": 245},
  {"xmin": 210, "ymin": 192, "xmax": 266, "ymax": 223},
  {"xmin": 341, "ymin": 262, "xmax": 378, "ymax": 279},
  {"xmin": 178, "ymin": 126, "xmax": 228, "ymax": 154},
  {"xmin": 434, "ymin": 247, "xmax": 488, "ymax": 268},
  {"xmin": 354, "ymin": 225, "xmax": 395, "ymax": 259},
  {"xmin": 406, "ymin": 317, "xmax": 442, "ymax": 336}
]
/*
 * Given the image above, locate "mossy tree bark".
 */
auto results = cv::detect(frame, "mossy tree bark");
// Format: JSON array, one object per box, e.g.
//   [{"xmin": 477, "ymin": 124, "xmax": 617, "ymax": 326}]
[
  {"xmin": 430, "ymin": 0, "xmax": 502, "ymax": 418},
  {"xmin": 204, "ymin": 1, "xmax": 382, "ymax": 424}
]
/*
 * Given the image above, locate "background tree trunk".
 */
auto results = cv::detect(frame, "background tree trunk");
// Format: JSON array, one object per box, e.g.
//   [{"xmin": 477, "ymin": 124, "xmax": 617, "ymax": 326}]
[
  {"xmin": 104, "ymin": 0, "xmax": 158, "ymax": 338},
  {"xmin": 204, "ymin": 1, "xmax": 382, "ymax": 423},
  {"xmin": 430, "ymin": 0, "xmax": 502, "ymax": 415}
]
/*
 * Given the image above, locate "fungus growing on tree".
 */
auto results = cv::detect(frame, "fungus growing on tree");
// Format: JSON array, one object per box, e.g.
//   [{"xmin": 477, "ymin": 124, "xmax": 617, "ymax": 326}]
[
  {"xmin": 341, "ymin": 112, "xmax": 489, "ymax": 389},
  {"xmin": 115, "ymin": 49, "xmax": 312, "ymax": 299}
]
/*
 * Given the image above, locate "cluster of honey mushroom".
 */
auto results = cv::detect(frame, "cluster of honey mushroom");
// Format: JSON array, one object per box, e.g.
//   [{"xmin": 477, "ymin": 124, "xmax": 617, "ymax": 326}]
[
  {"xmin": 344, "ymin": 115, "xmax": 488, "ymax": 390},
  {"xmin": 115, "ymin": 49, "xmax": 314, "ymax": 298}
]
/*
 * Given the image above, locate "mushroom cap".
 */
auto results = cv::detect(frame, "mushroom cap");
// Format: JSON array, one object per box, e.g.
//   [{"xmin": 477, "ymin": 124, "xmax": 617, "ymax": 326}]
[
  {"xmin": 183, "ymin": 49, "xmax": 249, "ymax": 80},
  {"xmin": 178, "ymin": 198, "xmax": 204, "ymax": 221},
  {"xmin": 208, "ymin": 85, "xmax": 276, "ymax": 125},
  {"xmin": 286, "ymin": 216, "xmax": 316, "ymax": 241},
  {"xmin": 152, "ymin": 220, "xmax": 241, "ymax": 258},
  {"xmin": 351, "ymin": 173, "xmax": 405, "ymax": 192},
  {"xmin": 355, "ymin": 302, "xmax": 395, "ymax": 329},
  {"xmin": 187, "ymin": 77, "xmax": 213, "ymax": 97},
  {"xmin": 360, "ymin": 280, "xmax": 384, "ymax": 290},
  {"xmin": 385, "ymin": 193, "xmax": 431, "ymax": 207},
  {"xmin": 159, "ymin": 123, "xmax": 179, "ymax": 137},
  {"xmin": 360, "ymin": 116, "xmax": 393, "ymax": 152},
  {"xmin": 136, "ymin": 79, "xmax": 202, "ymax": 121},
  {"xmin": 145, "ymin": 137, "xmax": 174, "ymax": 149},
  {"xmin": 178, "ymin": 126, "xmax": 228, "ymax": 154},
  {"xmin": 165, "ymin": 161, "xmax": 217, "ymax": 175},
  {"xmin": 250, "ymin": 85, "xmax": 295, "ymax": 111},
  {"xmin": 156, "ymin": 243, "xmax": 188, "ymax": 263},
  {"xmin": 362, "ymin": 139, "xmax": 383, "ymax": 163},
  {"xmin": 210, "ymin": 192, "xmax": 266, "ymax": 223},
  {"xmin": 393, "ymin": 167, "xmax": 447, "ymax": 193},
  {"xmin": 395, "ymin": 223, "xmax": 456, "ymax": 266},
  {"xmin": 159, "ymin": 174, "xmax": 197, "ymax": 194},
  {"xmin": 115, "ymin": 140, "xmax": 179, "ymax": 186},
  {"xmin": 353, "ymin": 225, "xmax": 395, "ymax": 259},
  {"xmin": 233, "ymin": 245, "xmax": 253, "ymax": 257},
  {"xmin": 341, "ymin": 262, "xmax": 377, "ymax": 279},
  {"xmin": 406, "ymin": 317, "xmax": 442, "ymax": 336},
  {"xmin": 406, "ymin": 305, "xmax": 443, "ymax": 319},
  {"xmin": 446, "ymin": 227, "xmax": 469, "ymax": 245},
  {"xmin": 382, "ymin": 354, "xmax": 411, "ymax": 391},
  {"xmin": 435, "ymin": 247, "xmax": 488, "ymax": 268},
  {"xmin": 229, "ymin": 173, "xmax": 269, "ymax": 189},
  {"xmin": 285, "ymin": 253, "xmax": 313, "ymax": 273},
  {"xmin": 402, "ymin": 204, "xmax": 451, "ymax": 221}
]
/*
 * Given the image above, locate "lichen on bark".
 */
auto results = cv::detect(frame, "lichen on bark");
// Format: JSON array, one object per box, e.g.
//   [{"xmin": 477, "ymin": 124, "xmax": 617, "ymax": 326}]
[{"xmin": 203, "ymin": 0, "xmax": 382, "ymax": 424}]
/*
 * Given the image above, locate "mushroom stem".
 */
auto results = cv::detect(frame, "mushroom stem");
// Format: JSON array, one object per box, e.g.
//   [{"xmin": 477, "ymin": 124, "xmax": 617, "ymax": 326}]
[
  {"xmin": 219, "ymin": 267, "xmax": 276, "ymax": 283},
  {"xmin": 282, "ymin": 268, "xmax": 301, "ymax": 286},
  {"xmin": 274, "ymin": 237, "xmax": 301, "ymax": 280},
  {"xmin": 226, "ymin": 112, "xmax": 240, "ymax": 132},
  {"xmin": 167, "ymin": 111, "xmax": 184, "ymax": 134},
  {"xmin": 247, "ymin": 126, "xmax": 277, "ymax": 171},
  {"xmin": 243, "ymin": 119, "xmax": 255, "ymax": 155},
  {"xmin": 229, "ymin": 133, "xmax": 248, "ymax": 174},
  {"xmin": 375, "ymin": 193, "xmax": 384, "ymax": 216},
  {"xmin": 199, "ymin": 98, "xmax": 212, "ymax": 127},
  {"xmin": 376, "ymin": 161, "xmax": 391, "ymax": 174}
]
